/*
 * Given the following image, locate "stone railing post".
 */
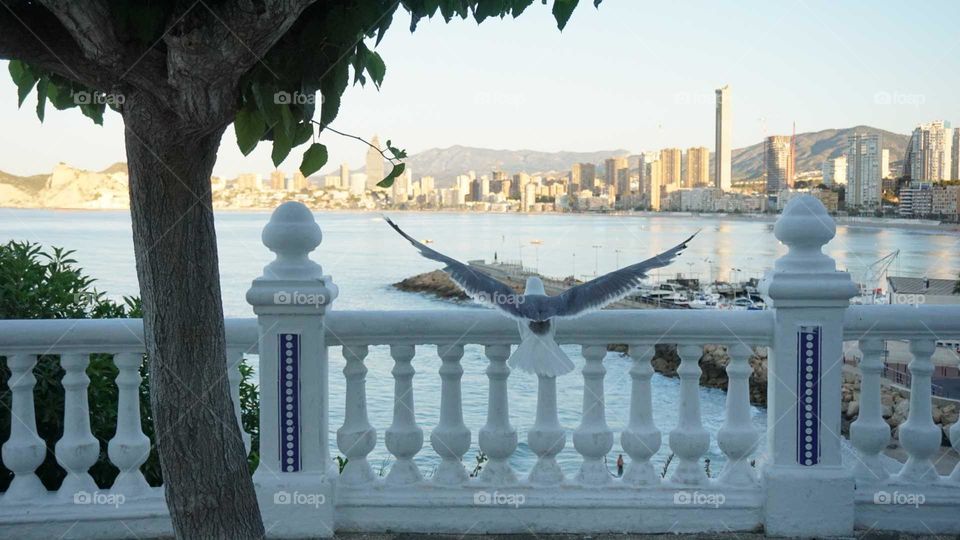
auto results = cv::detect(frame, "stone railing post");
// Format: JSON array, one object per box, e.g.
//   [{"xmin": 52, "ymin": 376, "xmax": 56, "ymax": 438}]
[
  {"xmin": 247, "ymin": 202, "xmax": 339, "ymax": 537},
  {"xmin": 759, "ymin": 195, "xmax": 858, "ymax": 537}
]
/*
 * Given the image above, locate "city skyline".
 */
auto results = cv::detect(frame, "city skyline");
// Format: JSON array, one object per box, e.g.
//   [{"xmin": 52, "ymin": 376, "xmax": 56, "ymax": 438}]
[{"xmin": 1, "ymin": 1, "xmax": 959, "ymax": 178}]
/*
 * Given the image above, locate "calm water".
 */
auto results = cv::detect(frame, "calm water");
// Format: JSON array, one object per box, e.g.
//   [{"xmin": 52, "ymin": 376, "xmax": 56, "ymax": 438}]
[{"xmin": 4, "ymin": 209, "xmax": 958, "ymax": 477}]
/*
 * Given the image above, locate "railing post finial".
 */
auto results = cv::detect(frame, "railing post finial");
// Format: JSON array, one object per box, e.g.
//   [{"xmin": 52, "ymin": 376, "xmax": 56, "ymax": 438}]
[
  {"xmin": 247, "ymin": 201, "xmax": 337, "ymax": 538},
  {"xmin": 760, "ymin": 194, "xmax": 858, "ymax": 537}
]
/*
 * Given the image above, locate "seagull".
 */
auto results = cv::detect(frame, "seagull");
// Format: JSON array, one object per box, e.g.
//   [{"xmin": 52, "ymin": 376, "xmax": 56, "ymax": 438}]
[{"xmin": 385, "ymin": 217, "xmax": 696, "ymax": 377}]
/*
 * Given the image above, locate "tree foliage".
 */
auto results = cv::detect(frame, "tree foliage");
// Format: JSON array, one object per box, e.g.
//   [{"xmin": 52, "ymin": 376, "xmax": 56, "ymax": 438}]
[
  {"xmin": 0, "ymin": 241, "xmax": 260, "ymax": 489},
  {"xmin": 4, "ymin": 0, "xmax": 600, "ymax": 186}
]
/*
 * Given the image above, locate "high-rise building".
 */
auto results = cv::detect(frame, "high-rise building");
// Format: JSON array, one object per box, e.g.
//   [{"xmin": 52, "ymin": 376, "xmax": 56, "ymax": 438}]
[
  {"xmin": 714, "ymin": 85, "xmax": 732, "ymax": 191},
  {"xmin": 366, "ymin": 134, "xmax": 385, "ymax": 188},
  {"xmin": 419, "ymin": 176, "xmax": 435, "ymax": 195},
  {"xmin": 953, "ymin": 128, "xmax": 960, "ymax": 180},
  {"xmin": 646, "ymin": 159, "xmax": 663, "ymax": 210},
  {"xmin": 821, "ymin": 156, "xmax": 847, "ymax": 187},
  {"xmin": 511, "ymin": 173, "xmax": 530, "ymax": 199},
  {"xmin": 269, "ymin": 170, "xmax": 285, "ymax": 191},
  {"xmin": 906, "ymin": 121, "xmax": 953, "ymax": 182},
  {"xmin": 638, "ymin": 151, "xmax": 659, "ymax": 196},
  {"xmin": 604, "ymin": 157, "xmax": 628, "ymax": 187},
  {"xmin": 845, "ymin": 133, "xmax": 883, "ymax": 208},
  {"xmin": 880, "ymin": 149, "xmax": 890, "ymax": 179},
  {"xmin": 292, "ymin": 171, "xmax": 307, "ymax": 191},
  {"xmin": 392, "ymin": 169, "xmax": 410, "ymax": 203},
  {"xmin": 571, "ymin": 162, "xmax": 596, "ymax": 193},
  {"xmin": 685, "ymin": 147, "xmax": 710, "ymax": 187},
  {"xmin": 339, "ymin": 163, "xmax": 350, "ymax": 189},
  {"xmin": 660, "ymin": 148, "xmax": 682, "ymax": 189},
  {"xmin": 349, "ymin": 173, "xmax": 367, "ymax": 196},
  {"xmin": 764, "ymin": 135, "xmax": 794, "ymax": 195},
  {"xmin": 616, "ymin": 168, "xmax": 631, "ymax": 197}
]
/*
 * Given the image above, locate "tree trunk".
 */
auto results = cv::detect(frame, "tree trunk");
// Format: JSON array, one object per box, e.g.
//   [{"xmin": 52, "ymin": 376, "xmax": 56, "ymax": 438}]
[{"xmin": 123, "ymin": 95, "xmax": 264, "ymax": 539}]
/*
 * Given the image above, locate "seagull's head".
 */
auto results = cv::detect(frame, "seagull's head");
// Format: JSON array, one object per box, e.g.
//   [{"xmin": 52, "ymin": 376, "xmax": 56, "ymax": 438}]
[{"xmin": 524, "ymin": 276, "xmax": 546, "ymax": 296}]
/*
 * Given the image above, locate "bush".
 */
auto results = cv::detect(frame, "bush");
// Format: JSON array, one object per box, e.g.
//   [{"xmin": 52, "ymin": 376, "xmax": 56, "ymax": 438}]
[{"xmin": 0, "ymin": 240, "xmax": 259, "ymax": 490}]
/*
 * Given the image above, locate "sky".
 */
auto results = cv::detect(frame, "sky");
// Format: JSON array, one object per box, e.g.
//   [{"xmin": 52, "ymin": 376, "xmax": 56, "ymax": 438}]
[{"xmin": 1, "ymin": 0, "xmax": 958, "ymax": 178}]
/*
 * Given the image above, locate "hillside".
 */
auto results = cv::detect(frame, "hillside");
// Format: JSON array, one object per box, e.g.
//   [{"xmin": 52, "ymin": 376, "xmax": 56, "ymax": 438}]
[{"xmin": 729, "ymin": 125, "xmax": 910, "ymax": 179}]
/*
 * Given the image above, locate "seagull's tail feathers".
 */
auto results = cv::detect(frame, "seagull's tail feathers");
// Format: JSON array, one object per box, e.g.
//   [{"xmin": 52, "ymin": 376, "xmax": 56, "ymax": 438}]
[{"xmin": 508, "ymin": 333, "xmax": 575, "ymax": 377}]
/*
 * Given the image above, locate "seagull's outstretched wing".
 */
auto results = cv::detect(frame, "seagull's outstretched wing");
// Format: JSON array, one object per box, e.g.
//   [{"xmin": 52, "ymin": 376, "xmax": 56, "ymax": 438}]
[
  {"xmin": 385, "ymin": 217, "xmax": 526, "ymax": 319},
  {"xmin": 543, "ymin": 232, "xmax": 697, "ymax": 318}
]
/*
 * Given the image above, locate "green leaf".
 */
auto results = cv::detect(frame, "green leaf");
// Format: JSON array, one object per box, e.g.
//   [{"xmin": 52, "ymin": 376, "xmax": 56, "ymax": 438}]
[
  {"xmin": 365, "ymin": 51, "xmax": 386, "ymax": 89},
  {"xmin": 80, "ymin": 103, "xmax": 105, "ymax": 126},
  {"xmin": 35, "ymin": 77, "xmax": 49, "ymax": 122},
  {"xmin": 552, "ymin": 0, "xmax": 580, "ymax": 30},
  {"xmin": 271, "ymin": 110, "xmax": 295, "ymax": 167},
  {"xmin": 8, "ymin": 60, "xmax": 38, "ymax": 107},
  {"xmin": 293, "ymin": 122, "xmax": 313, "ymax": 146},
  {"xmin": 299, "ymin": 143, "xmax": 328, "ymax": 177},
  {"xmin": 377, "ymin": 162, "xmax": 405, "ymax": 188},
  {"xmin": 511, "ymin": 0, "xmax": 536, "ymax": 17},
  {"xmin": 234, "ymin": 107, "xmax": 267, "ymax": 156}
]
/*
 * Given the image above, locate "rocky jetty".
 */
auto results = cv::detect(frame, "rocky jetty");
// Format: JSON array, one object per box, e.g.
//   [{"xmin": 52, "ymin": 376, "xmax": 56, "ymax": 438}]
[{"xmin": 394, "ymin": 269, "xmax": 475, "ymax": 300}]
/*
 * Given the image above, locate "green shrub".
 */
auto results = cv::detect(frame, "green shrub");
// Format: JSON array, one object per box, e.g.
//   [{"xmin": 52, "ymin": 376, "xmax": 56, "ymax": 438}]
[{"xmin": 0, "ymin": 240, "xmax": 259, "ymax": 490}]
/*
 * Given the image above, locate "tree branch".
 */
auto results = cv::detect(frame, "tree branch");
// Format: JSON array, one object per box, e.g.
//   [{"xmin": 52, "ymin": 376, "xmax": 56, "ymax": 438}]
[
  {"xmin": 35, "ymin": 0, "xmax": 124, "ymax": 70},
  {"xmin": 0, "ymin": 2, "xmax": 112, "ymax": 90}
]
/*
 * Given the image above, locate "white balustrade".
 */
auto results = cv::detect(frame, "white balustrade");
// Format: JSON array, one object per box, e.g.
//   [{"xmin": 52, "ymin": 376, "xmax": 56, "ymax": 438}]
[
  {"xmin": 107, "ymin": 352, "xmax": 151, "ymax": 496},
  {"xmin": 430, "ymin": 343, "xmax": 471, "ymax": 485},
  {"xmin": 621, "ymin": 345, "xmax": 661, "ymax": 486},
  {"xmin": 527, "ymin": 374, "xmax": 565, "ymax": 485},
  {"xmin": 385, "ymin": 344, "xmax": 423, "ymax": 484},
  {"xmin": 54, "ymin": 353, "xmax": 100, "ymax": 499},
  {"xmin": 849, "ymin": 339, "xmax": 890, "ymax": 483},
  {"xmin": 573, "ymin": 345, "xmax": 614, "ymax": 485},
  {"xmin": 226, "ymin": 347, "xmax": 251, "ymax": 455},
  {"xmin": 951, "ymin": 420, "xmax": 960, "ymax": 484},
  {"xmin": 478, "ymin": 344, "xmax": 517, "ymax": 485},
  {"xmin": 1, "ymin": 354, "xmax": 47, "ymax": 501},
  {"xmin": 895, "ymin": 339, "xmax": 941, "ymax": 483},
  {"xmin": 668, "ymin": 344, "xmax": 710, "ymax": 485},
  {"xmin": 337, "ymin": 345, "xmax": 377, "ymax": 484},
  {"xmin": 716, "ymin": 343, "xmax": 759, "ymax": 485}
]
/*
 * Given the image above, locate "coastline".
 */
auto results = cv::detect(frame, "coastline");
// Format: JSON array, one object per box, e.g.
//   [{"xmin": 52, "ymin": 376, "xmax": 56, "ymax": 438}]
[{"xmin": 2, "ymin": 204, "xmax": 958, "ymax": 233}]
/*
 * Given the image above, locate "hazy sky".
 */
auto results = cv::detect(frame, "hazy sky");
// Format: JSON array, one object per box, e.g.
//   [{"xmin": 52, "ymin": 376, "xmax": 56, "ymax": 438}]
[{"xmin": 1, "ymin": 0, "xmax": 958, "ymax": 178}]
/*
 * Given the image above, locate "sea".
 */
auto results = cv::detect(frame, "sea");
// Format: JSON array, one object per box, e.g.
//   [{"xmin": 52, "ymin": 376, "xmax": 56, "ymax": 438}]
[{"xmin": 3, "ymin": 208, "xmax": 958, "ymax": 477}]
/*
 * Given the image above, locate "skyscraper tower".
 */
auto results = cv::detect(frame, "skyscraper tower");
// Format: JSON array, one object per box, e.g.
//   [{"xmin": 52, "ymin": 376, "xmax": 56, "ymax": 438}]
[
  {"xmin": 714, "ymin": 85, "xmax": 732, "ymax": 191},
  {"xmin": 366, "ymin": 134, "xmax": 385, "ymax": 188}
]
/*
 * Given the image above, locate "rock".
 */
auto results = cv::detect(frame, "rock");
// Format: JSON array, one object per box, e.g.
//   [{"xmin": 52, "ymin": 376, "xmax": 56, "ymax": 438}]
[
  {"xmin": 881, "ymin": 404, "xmax": 893, "ymax": 418},
  {"xmin": 847, "ymin": 400, "xmax": 860, "ymax": 418},
  {"xmin": 932, "ymin": 405, "xmax": 942, "ymax": 424},
  {"xmin": 894, "ymin": 399, "xmax": 910, "ymax": 417}
]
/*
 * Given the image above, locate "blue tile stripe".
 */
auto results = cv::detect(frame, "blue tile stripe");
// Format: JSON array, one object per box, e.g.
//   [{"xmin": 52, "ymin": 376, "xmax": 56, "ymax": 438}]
[
  {"xmin": 797, "ymin": 325, "xmax": 821, "ymax": 466},
  {"xmin": 279, "ymin": 333, "xmax": 301, "ymax": 472}
]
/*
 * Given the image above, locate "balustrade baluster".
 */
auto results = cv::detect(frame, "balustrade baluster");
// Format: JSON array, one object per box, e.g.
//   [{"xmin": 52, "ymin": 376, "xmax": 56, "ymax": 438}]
[
  {"xmin": 621, "ymin": 345, "xmax": 661, "ymax": 486},
  {"xmin": 573, "ymin": 345, "xmax": 613, "ymax": 485},
  {"xmin": 226, "ymin": 347, "xmax": 251, "ymax": 455},
  {"xmin": 337, "ymin": 345, "xmax": 377, "ymax": 485},
  {"xmin": 1, "ymin": 354, "xmax": 47, "ymax": 500},
  {"xmin": 107, "ymin": 352, "xmax": 151, "ymax": 496},
  {"xmin": 896, "ymin": 339, "xmax": 941, "ymax": 483},
  {"xmin": 527, "ymin": 373, "xmax": 565, "ymax": 485},
  {"xmin": 849, "ymin": 339, "xmax": 889, "ymax": 483},
  {"xmin": 55, "ymin": 353, "xmax": 100, "ymax": 499},
  {"xmin": 717, "ymin": 343, "xmax": 759, "ymax": 485},
  {"xmin": 430, "ymin": 344, "xmax": 471, "ymax": 485},
  {"xmin": 385, "ymin": 344, "xmax": 422, "ymax": 484},
  {"xmin": 478, "ymin": 344, "xmax": 517, "ymax": 484},
  {"xmin": 668, "ymin": 344, "xmax": 710, "ymax": 485}
]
